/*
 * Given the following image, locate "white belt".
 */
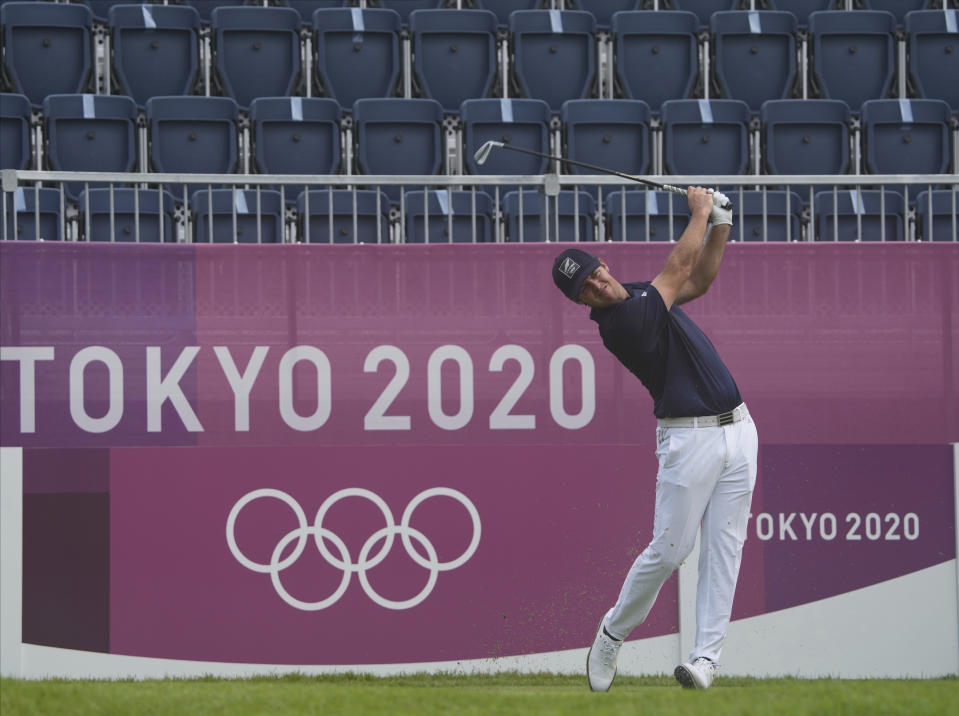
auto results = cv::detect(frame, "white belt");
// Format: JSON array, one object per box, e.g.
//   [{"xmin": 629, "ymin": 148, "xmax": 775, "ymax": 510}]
[{"xmin": 657, "ymin": 403, "xmax": 749, "ymax": 428}]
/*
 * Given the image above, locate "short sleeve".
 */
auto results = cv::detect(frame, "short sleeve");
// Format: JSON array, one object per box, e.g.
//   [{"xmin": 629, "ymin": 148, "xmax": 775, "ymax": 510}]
[{"xmin": 607, "ymin": 283, "xmax": 668, "ymax": 352}]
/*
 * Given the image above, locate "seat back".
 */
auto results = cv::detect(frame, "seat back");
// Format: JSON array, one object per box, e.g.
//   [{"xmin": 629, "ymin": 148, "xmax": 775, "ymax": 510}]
[
  {"xmin": 409, "ymin": 9, "xmax": 499, "ymax": 114},
  {"xmin": 916, "ymin": 190, "xmax": 959, "ymax": 242},
  {"xmin": 312, "ymin": 8, "xmax": 402, "ymax": 112},
  {"xmin": 281, "ymin": 1, "xmax": 349, "ymax": 26},
  {"xmin": 1, "ymin": 2, "xmax": 93, "ymax": 108},
  {"xmin": 661, "ymin": 98, "xmax": 750, "ymax": 175},
  {"xmin": 191, "ymin": 188, "xmax": 285, "ymax": 243},
  {"xmin": 109, "ymin": 4, "xmax": 201, "ymax": 109},
  {"xmin": 509, "ymin": 10, "xmax": 597, "ymax": 112},
  {"xmin": 78, "ymin": 188, "xmax": 178, "ymax": 243},
  {"xmin": 0, "ymin": 92, "xmax": 32, "ymax": 170},
  {"xmin": 809, "ymin": 10, "xmax": 897, "ymax": 109},
  {"xmin": 211, "ymin": 7, "xmax": 301, "ymax": 110},
  {"xmin": 503, "ymin": 189, "xmax": 595, "ymax": 242},
  {"xmin": 861, "ymin": 99, "xmax": 951, "ymax": 176},
  {"xmin": 761, "ymin": 98, "xmax": 850, "ymax": 201},
  {"xmin": 906, "ymin": 10, "xmax": 959, "ymax": 112},
  {"xmin": 765, "ymin": 0, "xmax": 835, "ymax": 28},
  {"xmin": 296, "ymin": 189, "xmax": 391, "ymax": 243},
  {"xmin": 250, "ymin": 97, "xmax": 341, "ymax": 182},
  {"xmin": 185, "ymin": 1, "xmax": 250, "ymax": 24},
  {"xmin": 403, "ymin": 190, "xmax": 494, "ymax": 243},
  {"xmin": 565, "ymin": 1, "xmax": 640, "ymax": 30},
  {"xmin": 353, "ymin": 98, "xmax": 444, "ymax": 203},
  {"xmin": 374, "ymin": 1, "xmax": 445, "ymax": 26},
  {"xmin": 43, "ymin": 93, "xmax": 138, "ymax": 200},
  {"xmin": 604, "ymin": 189, "xmax": 690, "ymax": 242},
  {"xmin": 83, "ymin": 1, "xmax": 137, "ymax": 24},
  {"xmin": 710, "ymin": 11, "xmax": 798, "ymax": 113},
  {"xmin": 733, "ymin": 190, "xmax": 804, "ymax": 241},
  {"xmin": 461, "ymin": 98, "xmax": 552, "ymax": 196},
  {"xmin": 146, "ymin": 96, "xmax": 240, "ymax": 198},
  {"xmin": 862, "ymin": 0, "xmax": 930, "ymax": 26},
  {"xmin": 2, "ymin": 187, "xmax": 64, "ymax": 241},
  {"xmin": 561, "ymin": 99, "xmax": 651, "ymax": 199},
  {"xmin": 814, "ymin": 189, "xmax": 905, "ymax": 241},
  {"xmin": 611, "ymin": 11, "xmax": 699, "ymax": 111},
  {"xmin": 472, "ymin": 0, "xmax": 544, "ymax": 28},
  {"xmin": 670, "ymin": 0, "xmax": 741, "ymax": 29}
]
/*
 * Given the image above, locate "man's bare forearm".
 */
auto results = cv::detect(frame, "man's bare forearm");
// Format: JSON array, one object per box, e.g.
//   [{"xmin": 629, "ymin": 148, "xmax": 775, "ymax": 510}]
[{"xmin": 675, "ymin": 224, "xmax": 731, "ymax": 305}]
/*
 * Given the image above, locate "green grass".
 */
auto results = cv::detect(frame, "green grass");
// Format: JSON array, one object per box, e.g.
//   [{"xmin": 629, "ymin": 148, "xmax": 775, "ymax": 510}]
[{"xmin": 3, "ymin": 673, "xmax": 957, "ymax": 716}]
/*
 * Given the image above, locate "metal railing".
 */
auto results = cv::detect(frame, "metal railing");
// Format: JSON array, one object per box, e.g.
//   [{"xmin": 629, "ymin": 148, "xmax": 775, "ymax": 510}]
[{"xmin": 1, "ymin": 169, "xmax": 957, "ymax": 244}]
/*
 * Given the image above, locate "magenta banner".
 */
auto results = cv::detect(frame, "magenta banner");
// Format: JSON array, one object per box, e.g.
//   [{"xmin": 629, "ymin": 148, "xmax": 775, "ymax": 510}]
[{"xmin": 3, "ymin": 242, "xmax": 957, "ymax": 664}]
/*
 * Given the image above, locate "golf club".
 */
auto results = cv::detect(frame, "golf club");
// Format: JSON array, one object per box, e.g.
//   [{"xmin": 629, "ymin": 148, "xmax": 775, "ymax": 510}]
[{"xmin": 472, "ymin": 140, "xmax": 734, "ymax": 211}]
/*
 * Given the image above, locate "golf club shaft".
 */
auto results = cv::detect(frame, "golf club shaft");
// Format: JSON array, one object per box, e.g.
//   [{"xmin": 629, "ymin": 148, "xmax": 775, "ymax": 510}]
[{"xmin": 481, "ymin": 142, "xmax": 733, "ymax": 211}]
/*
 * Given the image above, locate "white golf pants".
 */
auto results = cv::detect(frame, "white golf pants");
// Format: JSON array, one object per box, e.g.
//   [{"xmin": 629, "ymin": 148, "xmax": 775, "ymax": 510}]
[{"xmin": 604, "ymin": 410, "xmax": 758, "ymax": 664}]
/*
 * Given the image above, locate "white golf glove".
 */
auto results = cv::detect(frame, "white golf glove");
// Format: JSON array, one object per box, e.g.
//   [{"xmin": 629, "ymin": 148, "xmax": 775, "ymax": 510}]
[{"xmin": 708, "ymin": 190, "xmax": 733, "ymax": 227}]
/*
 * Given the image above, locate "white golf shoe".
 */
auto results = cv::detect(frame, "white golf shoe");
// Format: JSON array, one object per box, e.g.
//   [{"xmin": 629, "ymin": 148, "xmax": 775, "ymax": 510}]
[
  {"xmin": 674, "ymin": 657, "xmax": 717, "ymax": 690},
  {"xmin": 586, "ymin": 617, "xmax": 622, "ymax": 692}
]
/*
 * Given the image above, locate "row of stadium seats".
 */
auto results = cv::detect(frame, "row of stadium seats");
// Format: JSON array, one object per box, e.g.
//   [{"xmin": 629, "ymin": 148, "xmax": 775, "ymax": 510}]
[
  {"xmin": 3, "ymin": 93, "xmax": 952, "ymax": 204},
  {"xmin": 4, "ymin": 184, "xmax": 956, "ymax": 243},
  {"xmin": 31, "ymin": 1, "xmax": 950, "ymax": 30},
  {"xmin": 2, "ymin": 3, "xmax": 956, "ymax": 114}
]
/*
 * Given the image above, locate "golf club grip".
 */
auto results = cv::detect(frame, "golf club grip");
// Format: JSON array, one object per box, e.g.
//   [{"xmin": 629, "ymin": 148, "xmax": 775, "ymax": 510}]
[{"xmin": 660, "ymin": 183, "xmax": 734, "ymax": 212}]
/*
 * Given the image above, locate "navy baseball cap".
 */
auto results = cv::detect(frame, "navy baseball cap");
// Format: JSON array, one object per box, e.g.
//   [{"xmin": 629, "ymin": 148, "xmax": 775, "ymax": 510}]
[{"xmin": 553, "ymin": 248, "xmax": 600, "ymax": 301}]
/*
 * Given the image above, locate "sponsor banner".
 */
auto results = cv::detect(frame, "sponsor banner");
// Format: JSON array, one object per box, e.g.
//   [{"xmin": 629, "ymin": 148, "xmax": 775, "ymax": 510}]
[
  {"xmin": 2, "ymin": 243, "xmax": 957, "ymax": 448},
  {"xmin": 19, "ymin": 443, "xmax": 955, "ymax": 664}
]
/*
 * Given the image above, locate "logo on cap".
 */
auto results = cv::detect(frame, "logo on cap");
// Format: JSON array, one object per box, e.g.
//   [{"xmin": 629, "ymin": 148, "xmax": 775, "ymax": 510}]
[{"xmin": 558, "ymin": 257, "xmax": 580, "ymax": 279}]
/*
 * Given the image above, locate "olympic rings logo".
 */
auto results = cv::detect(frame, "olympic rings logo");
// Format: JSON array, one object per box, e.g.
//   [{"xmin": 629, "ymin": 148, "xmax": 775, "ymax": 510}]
[{"xmin": 226, "ymin": 487, "xmax": 481, "ymax": 611}]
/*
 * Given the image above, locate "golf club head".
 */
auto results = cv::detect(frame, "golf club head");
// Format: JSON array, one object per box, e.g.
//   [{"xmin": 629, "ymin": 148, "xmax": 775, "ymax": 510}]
[{"xmin": 473, "ymin": 140, "xmax": 504, "ymax": 166}]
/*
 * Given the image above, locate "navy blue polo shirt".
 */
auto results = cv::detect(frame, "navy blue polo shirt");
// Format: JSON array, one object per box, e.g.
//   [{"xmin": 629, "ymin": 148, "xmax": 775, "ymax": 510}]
[{"xmin": 590, "ymin": 281, "xmax": 742, "ymax": 419}]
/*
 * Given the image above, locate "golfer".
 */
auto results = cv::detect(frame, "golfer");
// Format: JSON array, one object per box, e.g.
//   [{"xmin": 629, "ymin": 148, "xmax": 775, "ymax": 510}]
[{"xmin": 551, "ymin": 187, "xmax": 758, "ymax": 691}]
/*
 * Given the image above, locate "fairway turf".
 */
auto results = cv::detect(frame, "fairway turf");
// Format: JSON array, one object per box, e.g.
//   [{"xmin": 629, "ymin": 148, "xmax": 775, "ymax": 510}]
[{"xmin": 3, "ymin": 673, "xmax": 958, "ymax": 716}]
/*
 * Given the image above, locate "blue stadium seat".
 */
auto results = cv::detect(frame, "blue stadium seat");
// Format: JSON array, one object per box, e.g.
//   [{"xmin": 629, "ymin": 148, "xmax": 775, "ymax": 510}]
[
  {"xmin": 279, "ymin": 1, "xmax": 348, "ymax": 25},
  {"xmin": 670, "ymin": 0, "xmax": 741, "ymax": 29},
  {"xmin": 352, "ymin": 98, "xmax": 444, "ymax": 203},
  {"xmin": 472, "ymin": 0, "xmax": 544, "ymax": 28},
  {"xmin": 604, "ymin": 189, "xmax": 690, "ymax": 242},
  {"xmin": 296, "ymin": 188, "xmax": 391, "ymax": 243},
  {"xmin": 184, "ymin": 1, "xmax": 250, "ymax": 24},
  {"xmin": 905, "ymin": 10, "xmax": 959, "ymax": 113},
  {"xmin": 710, "ymin": 11, "xmax": 798, "ymax": 113},
  {"xmin": 460, "ymin": 98, "xmax": 552, "ymax": 196},
  {"xmin": 312, "ymin": 8, "xmax": 402, "ymax": 112},
  {"xmin": 403, "ymin": 189, "xmax": 494, "ymax": 243},
  {"xmin": 509, "ymin": 10, "xmax": 597, "ymax": 112},
  {"xmin": 860, "ymin": 99, "xmax": 952, "ymax": 201},
  {"xmin": 145, "ymin": 96, "xmax": 240, "ymax": 198},
  {"xmin": 916, "ymin": 190, "xmax": 958, "ymax": 242},
  {"xmin": 249, "ymin": 97, "xmax": 341, "ymax": 190},
  {"xmin": 0, "ymin": 92, "xmax": 32, "ymax": 170},
  {"xmin": 2, "ymin": 187, "xmax": 64, "ymax": 241},
  {"xmin": 78, "ymin": 188, "xmax": 178, "ymax": 243},
  {"xmin": 409, "ymin": 9, "xmax": 499, "ymax": 114},
  {"xmin": 765, "ymin": 1, "xmax": 835, "ymax": 28},
  {"xmin": 211, "ymin": 6, "xmax": 302, "ymax": 111},
  {"xmin": 862, "ymin": 0, "xmax": 930, "ymax": 27},
  {"xmin": 611, "ymin": 11, "xmax": 699, "ymax": 111},
  {"xmin": 565, "ymin": 1, "xmax": 640, "ymax": 30},
  {"xmin": 732, "ymin": 189, "xmax": 804, "ymax": 242},
  {"xmin": 814, "ymin": 189, "xmax": 905, "ymax": 241},
  {"xmin": 660, "ymin": 98, "xmax": 750, "ymax": 175},
  {"xmin": 561, "ymin": 99, "xmax": 652, "ymax": 199},
  {"xmin": 109, "ymin": 4, "xmax": 201, "ymax": 109},
  {"xmin": 42, "ymin": 94, "xmax": 138, "ymax": 200},
  {"xmin": 1, "ymin": 2, "xmax": 93, "ymax": 108},
  {"xmin": 191, "ymin": 188, "xmax": 285, "ymax": 243},
  {"xmin": 760, "ymin": 99, "xmax": 851, "ymax": 201},
  {"xmin": 808, "ymin": 10, "xmax": 897, "ymax": 109},
  {"xmin": 503, "ymin": 189, "xmax": 595, "ymax": 242},
  {"xmin": 373, "ymin": 1, "xmax": 445, "ymax": 26}
]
